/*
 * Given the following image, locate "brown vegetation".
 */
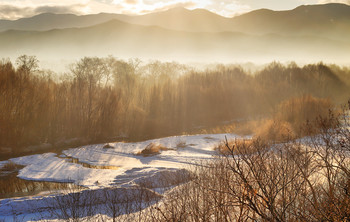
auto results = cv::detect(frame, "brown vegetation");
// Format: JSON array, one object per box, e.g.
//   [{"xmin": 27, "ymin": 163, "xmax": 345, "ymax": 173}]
[
  {"xmin": 103, "ymin": 143, "xmax": 114, "ymax": 149},
  {"xmin": 255, "ymin": 119, "xmax": 296, "ymax": 142},
  {"xmin": 255, "ymin": 95, "xmax": 335, "ymax": 142},
  {"xmin": 214, "ymin": 138, "xmax": 256, "ymax": 155},
  {"xmin": 176, "ymin": 141, "xmax": 187, "ymax": 148},
  {"xmin": 30, "ymin": 101, "xmax": 350, "ymax": 221},
  {"xmin": 136, "ymin": 143, "xmax": 171, "ymax": 157},
  {"xmin": 145, "ymin": 104, "xmax": 350, "ymax": 221},
  {"xmin": 0, "ymin": 161, "xmax": 21, "ymax": 172},
  {"xmin": 0, "ymin": 56, "xmax": 349, "ymax": 156}
]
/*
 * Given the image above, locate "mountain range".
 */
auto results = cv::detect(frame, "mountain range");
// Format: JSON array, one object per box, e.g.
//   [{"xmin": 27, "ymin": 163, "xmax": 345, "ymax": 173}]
[{"xmin": 0, "ymin": 3, "xmax": 349, "ymax": 64}]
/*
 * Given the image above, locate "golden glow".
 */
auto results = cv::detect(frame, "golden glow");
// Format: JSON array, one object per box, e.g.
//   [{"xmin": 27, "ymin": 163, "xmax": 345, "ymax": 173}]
[
  {"xmin": 110, "ymin": 0, "xmax": 251, "ymax": 17},
  {"xmin": 0, "ymin": 0, "xmax": 251, "ymax": 19},
  {"xmin": 1, "ymin": 0, "xmax": 348, "ymax": 20}
]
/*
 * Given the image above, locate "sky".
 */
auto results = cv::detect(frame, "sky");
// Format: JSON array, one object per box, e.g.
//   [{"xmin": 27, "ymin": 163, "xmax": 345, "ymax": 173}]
[{"xmin": 0, "ymin": 0, "xmax": 349, "ymax": 20}]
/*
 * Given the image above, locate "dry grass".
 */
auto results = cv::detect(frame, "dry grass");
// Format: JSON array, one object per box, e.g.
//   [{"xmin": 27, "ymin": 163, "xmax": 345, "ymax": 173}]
[
  {"xmin": 190, "ymin": 96, "xmax": 334, "ymax": 144},
  {"xmin": 255, "ymin": 120, "xmax": 296, "ymax": 143},
  {"xmin": 136, "ymin": 143, "xmax": 171, "ymax": 157},
  {"xmin": 103, "ymin": 143, "xmax": 114, "ymax": 149},
  {"xmin": 214, "ymin": 139, "xmax": 256, "ymax": 155},
  {"xmin": 192, "ymin": 119, "xmax": 265, "ymax": 137},
  {"xmin": 277, "ymin": 95, "xmax": 332, "ymax": 126},
  {"xmin": 195, "ymin": 96, "xmax": 334, "ymax": 145},
  {"xmin": 176, "ymin": 141, "xmax": 187, "ymax": 148},
  {"xmin": 197, "ymin": 123, "xmax": 237, "ymax": 135},
  {"xmin": 276, "ymin": 95, "xmax": 336, "ymax": 135},
  {"xmin": 1, "ymin": 161, "xmax": 21, "ymax": 171},
  {"xmin": 254, "ymin": 95, "xmax": 335, "ymax": 142}
]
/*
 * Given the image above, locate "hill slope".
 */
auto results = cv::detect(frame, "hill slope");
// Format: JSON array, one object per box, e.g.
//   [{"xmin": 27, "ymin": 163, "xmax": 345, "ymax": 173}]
[
  {"xmin": 0, "ymin": 18, "xmax": 349, "ymax": 63},
  {"xmin": 230, "ymin": 3, "xmax": 350, "ymax": 41},
  {"xmin": 0, "ymin": 4, "xmax": 349, "ymax": 39},
  {"xmin": 0, "ymin": 3, "xmax": 349, "ymax": 63},
  {"xmin": 0, "ymin": 13, "xmax": 129, "ymax": 32}
]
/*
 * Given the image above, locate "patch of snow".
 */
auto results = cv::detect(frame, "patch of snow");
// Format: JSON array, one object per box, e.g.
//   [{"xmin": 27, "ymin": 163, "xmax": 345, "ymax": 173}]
[
  {"xmin": 0, "ymin": 133, "xmax": 246, "ymax": 221},
  {"xmin": 1, "ymin": 134, "xmax": 244, "ymax": 190}
]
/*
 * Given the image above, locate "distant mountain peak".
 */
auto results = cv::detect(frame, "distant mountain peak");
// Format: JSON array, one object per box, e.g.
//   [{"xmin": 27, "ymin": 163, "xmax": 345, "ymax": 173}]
[
  {"xmin": 294, "ymin": 2, "xmax": 350, "ymax": 10},
  {"xmin": 191, "ymin": 8, "xmax": 220, "ymax": 15},
  {"xmin": 161, "ymin": 6, "xmax": 221, "ymax": 17},
  {"xmin": 166, "ymin": 6, "xmax": 189, "ymax": 12}
]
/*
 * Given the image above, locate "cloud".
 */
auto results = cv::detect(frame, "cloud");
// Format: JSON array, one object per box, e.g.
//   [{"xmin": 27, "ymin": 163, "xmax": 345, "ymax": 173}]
[
  {"xmin": 204, "ymin": 0, "xmax": 251, "ymax": 17},
  {"xmin": 136, "ymin": 2, "xmax": 198, "ymax": 14},
  {"xmin": 110, "ymin": 0, "xmax": 198, "ymax": 15},
  {"xmin": 0, "ymin": 5, "xmax": 32, "ymax": 19},
  {"xmin": 0, "ymin": 4, "xmax": 86, "ymax": 19},
  {"xmin": 0, "ymin": 0, "xmax": 268, "ymax": 19},
  {"xmin": 33, "ymin": 5, "xmax": 85, "ymax": 14},
  {"xmin": 113, "ymin": 0, "xmax": 251, "ymax": 17},
  {"xmin": 124, "ymin": 0, "xmax": 139, "ymax": 4}
]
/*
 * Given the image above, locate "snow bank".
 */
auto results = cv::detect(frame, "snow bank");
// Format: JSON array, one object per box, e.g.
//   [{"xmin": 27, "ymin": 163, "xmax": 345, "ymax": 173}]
[
  {"xmin": 0, "ymin": 133, "xmax": 245, "ymax": 221},
  {"xmin": 2, "ymin": 134, "xmax": 241, "ymax": 189}
]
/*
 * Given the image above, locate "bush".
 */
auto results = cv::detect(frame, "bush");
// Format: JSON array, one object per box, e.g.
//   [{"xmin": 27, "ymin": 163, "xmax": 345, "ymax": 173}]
[
  {"xmin": 1, "ymin": 161, "xmax": 21, "ymax": 171},
  {"xmin": 151, "ymin": 104, "xmax": 350, "ymax": 221},
  {"xmin": 255, "ymin": 119, "xmax": 296, "ymax": 142},
  {"xmin": 214, "ymin": 138, "xmax": 255, "ymax": 155},
  {"xmin": 277, "ymin": 95, "xmax": 333, "ymax": 131},
  {"xmin": 136, "ymin": 143, "xmax": 171, "ymax": 157},
  {"xmin": 256, "ymin": 95, "xmax": 334, "ymax": 142}
]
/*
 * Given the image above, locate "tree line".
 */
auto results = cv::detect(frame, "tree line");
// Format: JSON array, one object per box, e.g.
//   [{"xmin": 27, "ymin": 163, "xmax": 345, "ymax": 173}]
[{"xmin": 0, "ymin": 56, "xmax": 349, "ymax": 155}]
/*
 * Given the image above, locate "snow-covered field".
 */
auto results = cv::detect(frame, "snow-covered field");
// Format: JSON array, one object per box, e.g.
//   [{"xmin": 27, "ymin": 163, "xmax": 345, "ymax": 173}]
[{"xmin": 0, "ymin": 133, "xmax": 244, "ymax": 221}]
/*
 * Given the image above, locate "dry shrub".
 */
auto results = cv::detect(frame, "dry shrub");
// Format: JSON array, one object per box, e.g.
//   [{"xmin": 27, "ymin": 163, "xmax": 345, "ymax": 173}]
[
  {"xmin": 1, "ymin": 161, "xmax": 21, "ymax": 171},
  {"xmin": 277, "ymin": 95, "xmax": 334, "ymax": 134},
  {"xmin": 193, "ymin": 119, "xmax": 264, "ymax": 136},
  {"xmin": 215, "ymin": 138, "xmax": 258, "ymax": 155},
  {"xmin": 103, "ymin": 143, "xmax": 114, "ymax": 149},
  {"xmin": 197, "ymin": 123, "xmax": 236, "ymax": 135},
  {"xmin": 136, "ymin": 142, "xmax": 170, "ymax": 157},
  {"xmin": 255, "ymin": 119, "xmax": 296, "ymax": 143},
  {"xmin": 255, "ymin": 95, "xmax": 334, "ymax": 142},
  {"xmin": 149, "ymin": 103, "xmax": 350, "ymax": 222},
  {"xmin": 176, "ymin": 141, "xmax": 187, "ymax": 148}
]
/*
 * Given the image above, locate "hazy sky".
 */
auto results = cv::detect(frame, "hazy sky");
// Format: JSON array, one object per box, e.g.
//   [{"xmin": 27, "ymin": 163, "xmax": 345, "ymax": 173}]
[{"xmin": 0, "ymin": 0, "xmax": 349, "ymax": 19}]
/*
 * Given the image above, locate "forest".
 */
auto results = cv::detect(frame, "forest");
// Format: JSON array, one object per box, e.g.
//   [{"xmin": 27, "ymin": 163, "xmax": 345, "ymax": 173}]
[{"xmin": 0, "ymin": 55, "xmax": 349, "ymax": 156}]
